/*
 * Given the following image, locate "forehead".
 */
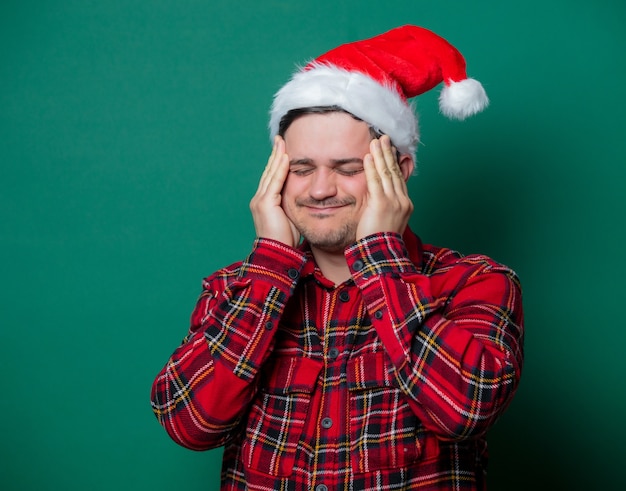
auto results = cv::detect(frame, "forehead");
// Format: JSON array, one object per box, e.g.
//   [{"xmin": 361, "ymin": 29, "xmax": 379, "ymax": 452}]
[{"xmin": 283, "ymin": 112, "xmax": 372, "ymax": 157}]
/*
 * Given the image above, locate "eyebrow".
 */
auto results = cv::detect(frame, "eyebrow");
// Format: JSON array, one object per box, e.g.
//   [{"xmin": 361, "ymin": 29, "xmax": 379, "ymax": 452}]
[
  {"xmin": 289, "ymin": 157, "xmax": 364, "ymax": 166},
  {"xmin": 332, "ymin": 158, "xmax": 364, "ymax": 165},
  {"xmin": 289, "ymin": 158, "xmax": 313, "ymax": 167}
]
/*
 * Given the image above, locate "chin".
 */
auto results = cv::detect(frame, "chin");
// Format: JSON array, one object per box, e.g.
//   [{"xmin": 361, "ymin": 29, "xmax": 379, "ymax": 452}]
[{"xmin": 300, "ymin": 225, "xmax": 356, "ymax": 252}]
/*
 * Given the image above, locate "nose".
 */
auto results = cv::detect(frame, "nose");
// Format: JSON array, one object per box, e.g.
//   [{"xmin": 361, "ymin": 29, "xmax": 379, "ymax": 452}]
[{"xmin": 309, "ymin": 168, "xmax": 337, "ymax": 201}]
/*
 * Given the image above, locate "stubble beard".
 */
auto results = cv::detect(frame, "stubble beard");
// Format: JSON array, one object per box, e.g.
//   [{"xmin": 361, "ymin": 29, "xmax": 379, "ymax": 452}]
[
  {"xmin": 298, "ymin": 220, "xmax": 357, "ymax": 253},
  {"xmin": 291, "ymin": 198, "xmax": 358, "ymax": 253}
]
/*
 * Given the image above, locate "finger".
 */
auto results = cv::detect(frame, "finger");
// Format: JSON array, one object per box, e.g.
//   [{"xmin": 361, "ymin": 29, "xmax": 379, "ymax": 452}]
[
  {"xmin": 379, "ymin": 135, "xmax": 407, "ymax": 193},
  {"xmin": 256, "ymin": 137, "xmax": 278, "ymax": 193},
  {"xmin": 369, "ymin": 137, "xmax": 397, "ymax": 195},
  {"xmin": 258, "ymin": 136, "xmax": 287, "ymax": 195},
  {"xmin": 266, "ymin": 145, "xmax": 290, "ymax": 199},
  {"xmin": 363, "ymin": 151, "xmax": 383, "ymax": 198}
]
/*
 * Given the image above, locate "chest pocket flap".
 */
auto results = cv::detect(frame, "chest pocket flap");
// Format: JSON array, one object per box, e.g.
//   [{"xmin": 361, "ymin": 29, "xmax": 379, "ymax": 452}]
[
  {"xmin": 263, "ymin": 355, "xmax": 323, "ymax": 394},
  {"xmin": 244, "ymin": 356, "xmax": 323, "ymax": 477},
  {"xmin": 347, "ymin": 351, "xmax": 430, "ymax": 473}
]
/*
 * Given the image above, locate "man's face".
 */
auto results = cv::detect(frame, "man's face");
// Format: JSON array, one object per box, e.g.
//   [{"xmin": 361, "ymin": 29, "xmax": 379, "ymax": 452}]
[{"xmin": 281, "ymin": 111, "xmax": 371, "ymax": 253}]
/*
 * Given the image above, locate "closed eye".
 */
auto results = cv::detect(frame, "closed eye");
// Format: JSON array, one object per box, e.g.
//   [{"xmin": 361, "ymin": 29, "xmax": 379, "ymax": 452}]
[
  {"xmin": 289, "ymin": 165, "xmax": 315, "ymax": 176},
  {"xmin": 335, "ymin": 166, "xmax": 363, "ymax": 176},
  {"xmin": 334, "ymin": 160, "xmax": 364, "ymax": 176},
  {"xmin": 288, "ymin": 159, "xmax": 364, "ymax": 177}
]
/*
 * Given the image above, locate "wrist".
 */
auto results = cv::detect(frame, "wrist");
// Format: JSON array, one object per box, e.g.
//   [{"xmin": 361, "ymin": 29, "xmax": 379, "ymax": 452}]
[{"xmin": 345, "ymin": 232, "xmax": 416, "ymax": 279}]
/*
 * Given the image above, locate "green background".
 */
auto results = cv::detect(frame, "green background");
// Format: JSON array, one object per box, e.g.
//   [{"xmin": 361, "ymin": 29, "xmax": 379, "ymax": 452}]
[{"xmin": 1, "ymin": 1, "xmax": 625, "ymax": 489}]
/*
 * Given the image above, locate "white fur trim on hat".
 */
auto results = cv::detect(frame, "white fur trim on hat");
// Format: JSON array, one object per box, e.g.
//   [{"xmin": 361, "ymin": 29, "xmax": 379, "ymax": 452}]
[
  {"xmin": 439, "ymin": 78, "xmax": 489, "ymax": 120},
  {"xmin": 269, "ymin": 63, "xmax": 419, "ymax": 156}
]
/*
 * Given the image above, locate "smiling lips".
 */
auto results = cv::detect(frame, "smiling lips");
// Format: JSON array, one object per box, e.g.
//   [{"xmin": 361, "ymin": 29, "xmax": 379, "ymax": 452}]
[
  {"xmin": 296, "ymin": 199, "xmax": 355, "ymax": 210},
  {"xmin": 299, "ymin": 202, "xmax": 354, "ymax": 216}
]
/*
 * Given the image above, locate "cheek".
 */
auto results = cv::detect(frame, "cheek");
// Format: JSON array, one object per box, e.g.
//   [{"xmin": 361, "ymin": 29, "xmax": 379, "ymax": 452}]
[
  {"xmin": 281, "ymin": 175, "xmax": 307, "ymax": 200},
  {"xmin": 342, "ymin": 176, "xmax": 368, "ymax": 201},
  {"xmin": 280, "ymin": 177, "xmax": 300, "ymax": 212},
  {"xmin": 280, "ymin": 176, "xmax": 294, "ymax": 200}
]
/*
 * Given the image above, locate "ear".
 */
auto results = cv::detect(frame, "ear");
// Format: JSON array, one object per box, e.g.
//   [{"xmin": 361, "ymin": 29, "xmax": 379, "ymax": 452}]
[{"xmin": 398, "ymin": 154, "xmax": 415, "ymax": 181}]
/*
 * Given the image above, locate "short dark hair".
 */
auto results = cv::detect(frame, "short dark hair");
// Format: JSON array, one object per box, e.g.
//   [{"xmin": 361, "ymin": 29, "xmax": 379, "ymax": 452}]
[{"xmin": 277, "ymin": 105, "xmax": 385, "ymax": 141}]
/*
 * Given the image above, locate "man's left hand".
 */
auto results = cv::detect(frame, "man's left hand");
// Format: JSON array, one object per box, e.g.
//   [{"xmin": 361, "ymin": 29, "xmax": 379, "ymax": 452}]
[{"xmin": 356, "ymin": 135, "xmax": 414, "ymax": 241}]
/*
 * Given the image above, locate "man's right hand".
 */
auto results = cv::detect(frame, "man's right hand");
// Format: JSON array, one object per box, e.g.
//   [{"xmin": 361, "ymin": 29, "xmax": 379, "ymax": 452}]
[{"xmin": 250, "ymin": 136, "xmax": 300, "ymax": 248}]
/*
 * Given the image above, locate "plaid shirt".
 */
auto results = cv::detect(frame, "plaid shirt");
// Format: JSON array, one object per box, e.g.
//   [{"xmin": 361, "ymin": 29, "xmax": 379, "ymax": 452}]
[{"xmin": 151, "ymin": 229, "xmax": 524, "ymax": 490}]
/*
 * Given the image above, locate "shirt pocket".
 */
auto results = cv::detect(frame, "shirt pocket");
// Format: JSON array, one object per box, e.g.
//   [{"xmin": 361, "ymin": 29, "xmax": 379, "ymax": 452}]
[
  {"xmin": 242, "ymin": 356, "xmax": 323, "ymax": 477},
  {"xmin": 347, "ymin": 351, "xmax": 438, "ymax": 473}
]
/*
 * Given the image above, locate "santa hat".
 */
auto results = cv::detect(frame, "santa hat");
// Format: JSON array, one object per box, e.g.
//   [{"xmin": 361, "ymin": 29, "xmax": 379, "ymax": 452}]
[{"xmin": 269, "ymin": 25, "xmax": 489, "ymax": 156}]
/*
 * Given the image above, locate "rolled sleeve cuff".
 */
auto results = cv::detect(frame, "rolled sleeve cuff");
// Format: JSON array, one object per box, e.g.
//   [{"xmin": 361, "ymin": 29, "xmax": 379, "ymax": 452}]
[
  {"xmin": 345, "ymin": 232, "xmax": 419, "ymax": 281},
  {"xmin": 239, "ymin": 238, "xmax": 308, "ymax": 291}
]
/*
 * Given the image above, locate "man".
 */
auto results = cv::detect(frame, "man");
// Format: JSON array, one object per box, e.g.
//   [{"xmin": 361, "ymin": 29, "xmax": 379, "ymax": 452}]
[{"xmin": 151, "ymin": 25, "xmax": 524, "ymax": 490}]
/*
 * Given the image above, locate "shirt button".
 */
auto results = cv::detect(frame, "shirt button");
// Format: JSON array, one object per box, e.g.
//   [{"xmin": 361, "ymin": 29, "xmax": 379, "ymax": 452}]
[
  {"xmin": 374, "ymin": 310, "xmax": 383, "ymax": 319},
  {"xmin": 315, "ymin": 485, "xmax": 328, "ymax": 491},
  {"xmin": 338, "ymin": 291, "xmax": 350, "ymax": 302},
  {"xmin": 287, "ymin": 268, "xmax": 299, "ymax": 280},
  {"xmin": 265, "ymin": 321, "xmax": 273, "ymax": 330},
  {"xmin": 328, "ymin": 347, "xmax": 340, "ymax": 359},
  {"xmin": 352, "ymin": 259, "xmax": 364, "ymax": 271},
  {"xmin": 321, "ymin": 417, "xmax": 333, "ymax": 429}
]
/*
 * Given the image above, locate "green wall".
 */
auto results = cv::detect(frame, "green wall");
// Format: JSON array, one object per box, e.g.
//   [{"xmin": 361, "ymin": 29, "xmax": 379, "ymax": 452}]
[{"xmin": 2, "ymin": 1, "xmax": 625, "ymax": 489}]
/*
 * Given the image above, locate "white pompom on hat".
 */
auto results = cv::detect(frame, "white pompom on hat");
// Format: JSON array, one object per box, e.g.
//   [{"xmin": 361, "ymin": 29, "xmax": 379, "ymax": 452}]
[{"xmin": 269, "ymin": 25, "xmax": 489, "ymax": 156}]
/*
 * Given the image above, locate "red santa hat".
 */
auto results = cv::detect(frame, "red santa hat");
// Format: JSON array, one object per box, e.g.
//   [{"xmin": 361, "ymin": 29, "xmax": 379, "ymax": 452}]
[{"xmin": 269, "ymin": 25, "xmax": 489, "ymax": 156}]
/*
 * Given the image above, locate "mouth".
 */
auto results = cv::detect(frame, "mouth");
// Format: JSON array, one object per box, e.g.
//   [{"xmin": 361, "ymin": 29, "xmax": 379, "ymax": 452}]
[
  {"xmin": 298, "ymin": 199, "xmax": 354, "ymax": 210},
  {"xmin": 306, "ymin": 204, "xmax": 344, "ymax": 210},
  {"xmin": 302, "ymin": 204, "xmax": 348, "ymax": 216}
]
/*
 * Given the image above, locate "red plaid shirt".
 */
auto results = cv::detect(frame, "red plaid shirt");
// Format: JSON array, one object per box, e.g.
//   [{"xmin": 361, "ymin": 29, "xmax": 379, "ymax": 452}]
[{"xmin": 151, "ymin": 229, "xmax": 524, "ymax": 490}]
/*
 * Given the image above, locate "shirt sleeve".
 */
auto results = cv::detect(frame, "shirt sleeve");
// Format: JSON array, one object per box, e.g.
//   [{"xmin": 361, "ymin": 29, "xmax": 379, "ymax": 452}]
[
  {"xmin": 150, "ymin": 239, "xmax": 307, "ymax": 450},
  {"xmin": 346, "ymin": 232, "xmax": 524, "ymax": 441}
]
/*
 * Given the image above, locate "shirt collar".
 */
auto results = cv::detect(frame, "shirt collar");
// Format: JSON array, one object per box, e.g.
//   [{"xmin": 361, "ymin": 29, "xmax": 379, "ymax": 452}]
[{"xmin": 297, "ymin": 226, "xmax": 424, "ymax": 282}]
